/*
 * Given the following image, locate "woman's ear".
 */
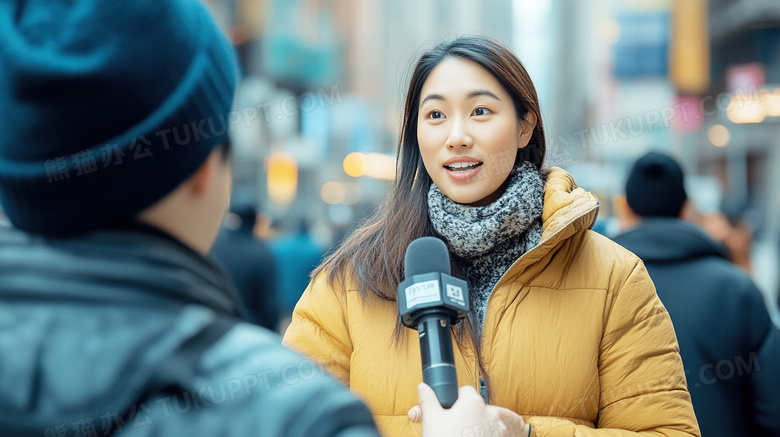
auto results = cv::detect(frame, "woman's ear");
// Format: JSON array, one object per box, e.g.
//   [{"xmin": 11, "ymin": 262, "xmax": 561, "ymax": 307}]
[{"xmin": 517, "ymin": 111, "xmax": 537, "ymax": 149}]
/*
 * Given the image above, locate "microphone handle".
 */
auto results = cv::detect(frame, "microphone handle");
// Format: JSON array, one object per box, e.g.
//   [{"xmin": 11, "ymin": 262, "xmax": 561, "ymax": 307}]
[{"xmin": 418, "ymin": 311, "xmax": 458, "ymax": 408}]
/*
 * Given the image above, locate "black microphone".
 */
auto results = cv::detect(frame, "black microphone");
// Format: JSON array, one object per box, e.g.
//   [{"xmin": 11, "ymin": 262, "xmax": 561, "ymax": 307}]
[{"xmin": 398, "ymin": 237, "xmax": 469, "ymax": 408}]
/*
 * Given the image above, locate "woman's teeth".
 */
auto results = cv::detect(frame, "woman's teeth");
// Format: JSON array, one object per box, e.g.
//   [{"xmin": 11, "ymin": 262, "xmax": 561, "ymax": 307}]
[{"xmin": 446, "ymin": 162, "xmax": 482, "ymax": 171}]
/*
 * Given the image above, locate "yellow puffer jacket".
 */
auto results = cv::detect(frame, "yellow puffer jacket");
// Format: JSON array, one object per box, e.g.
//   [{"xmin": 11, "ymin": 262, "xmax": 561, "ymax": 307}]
[{"xmin": 283, "ymin": 167, "xmax": 700, "ymax": 436}]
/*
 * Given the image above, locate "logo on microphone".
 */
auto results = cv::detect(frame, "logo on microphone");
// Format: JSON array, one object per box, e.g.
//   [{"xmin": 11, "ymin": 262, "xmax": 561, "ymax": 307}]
[
  {"xmin": 405, "ymin": 280, "xmax": 441, "ymax": 308},
  {"xmin": 445, "ymin": 284, "xmax": 465, "ymax": 306}
]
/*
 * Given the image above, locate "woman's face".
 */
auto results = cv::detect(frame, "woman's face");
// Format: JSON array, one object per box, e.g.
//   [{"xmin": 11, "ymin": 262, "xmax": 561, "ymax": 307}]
[{"xmin": 417, "ymin": 57, "xmax": 536, "ymax": 206}]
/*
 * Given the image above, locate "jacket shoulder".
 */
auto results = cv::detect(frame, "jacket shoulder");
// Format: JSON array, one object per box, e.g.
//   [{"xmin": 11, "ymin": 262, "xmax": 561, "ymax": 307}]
[
  {"xmin": 129, "ymin": 323, "xmax": 378, "ymax": 437},
  {"xmin": 583, "ymin": 229, "xmax": 640, "ymax": 260},
  {"xmin": 694, "ymin": 256, "xmax": 761, "ymax": 294},
  {"xmin": 572, "ymin": 230, "xmax": 646, "ymax": 281},
  {"xmin": 526, "ymin": 228, "xmax": 646, "ymax": 295}
]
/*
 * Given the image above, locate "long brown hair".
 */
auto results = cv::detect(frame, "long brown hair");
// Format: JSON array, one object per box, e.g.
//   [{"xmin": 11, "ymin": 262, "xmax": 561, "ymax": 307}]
[{"xmin": 313, "ymin": 35, "xmax": 546, "ymax": 394}]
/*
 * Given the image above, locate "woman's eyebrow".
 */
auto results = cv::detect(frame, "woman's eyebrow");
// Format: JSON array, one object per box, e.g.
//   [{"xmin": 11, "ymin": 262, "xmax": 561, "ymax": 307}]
[
  {"xmin": 420, "ymin": 89, "xmax": 501, "ymax": 106},
  {"xmin": 467, "ymin": 89, "xmax": 501, "ymax": 101},
  {"xmin": 421, "ymin": 93, "xmax": 445, "ymax": 106}
]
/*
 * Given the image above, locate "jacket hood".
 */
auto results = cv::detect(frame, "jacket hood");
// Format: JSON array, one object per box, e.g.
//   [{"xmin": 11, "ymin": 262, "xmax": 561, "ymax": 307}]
[
  {"xmin": 492, "ymin": 166, "xmax": 600, "ymax": 286},
  {"xmin": 0, "ymin": 225, "xmax": 243, "ymax": 434},
  {"xmin": 541, "ymin": 167, "xmax": 600, "ymax": 241},
  {"xmin": 612, "ymin": 218, "xmax": 729, "ymax": 263}
]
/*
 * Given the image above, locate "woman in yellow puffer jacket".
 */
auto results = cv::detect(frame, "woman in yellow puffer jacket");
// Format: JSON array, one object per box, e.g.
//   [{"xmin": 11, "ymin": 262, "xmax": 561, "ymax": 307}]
[{"xmin": 283, "ymin": 35, "xmax": 700, "ymax": 437}]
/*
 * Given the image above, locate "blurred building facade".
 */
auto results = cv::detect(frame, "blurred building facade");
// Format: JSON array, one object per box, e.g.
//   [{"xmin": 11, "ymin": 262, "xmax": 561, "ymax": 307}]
[
  {"xmin": 548, "ymin": 0, "xmax": 780, "ymax": 311},
  {"xmin": 202, "ymin": 0, "xmax": 513, "ymax": 248},
  {"xmin": 197, "ymin": 0, "xmax": 780, "ymax": 314}
]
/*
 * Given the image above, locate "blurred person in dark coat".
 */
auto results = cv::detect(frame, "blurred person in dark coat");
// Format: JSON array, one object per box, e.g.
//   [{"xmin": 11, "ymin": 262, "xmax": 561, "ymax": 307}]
[
  {"xmin": 210, "ymin": 197, "xmax": 281, "ymax": 331},
  {"xmin": 270, "ymin": 219, "xmax": 324, "ymax": 323},
  {"xmin": 613, "ymin": 152, "xmax": 780, "ymax": 437}
]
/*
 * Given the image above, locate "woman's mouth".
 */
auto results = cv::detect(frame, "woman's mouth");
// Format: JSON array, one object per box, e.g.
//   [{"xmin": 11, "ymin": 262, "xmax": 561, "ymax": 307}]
[{"xmin": 444, "ymin": 161, "xmax": 484, "ymax": 180}]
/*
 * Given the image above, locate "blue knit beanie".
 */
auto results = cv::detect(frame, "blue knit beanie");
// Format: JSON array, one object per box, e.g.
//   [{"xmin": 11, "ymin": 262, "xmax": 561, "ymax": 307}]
[
  {"xmin": 0, "ymin": 0, "xmax": 238, "ymax": 234},
  {"xmin": 625, "ymin": 152, "xmax": 688, "ymax": 218}
]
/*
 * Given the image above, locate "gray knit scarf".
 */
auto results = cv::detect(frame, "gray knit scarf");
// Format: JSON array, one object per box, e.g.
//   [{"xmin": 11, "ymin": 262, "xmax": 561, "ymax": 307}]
[{"xmin": 427, "ymin": 162, "xmax": 544, "ymax": 329}]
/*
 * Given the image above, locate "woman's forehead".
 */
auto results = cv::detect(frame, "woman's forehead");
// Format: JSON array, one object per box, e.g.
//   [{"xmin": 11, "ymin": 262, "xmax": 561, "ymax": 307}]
[{"xmin": 420, "ymin": 58, "xmax": 509, "ymax": 103}]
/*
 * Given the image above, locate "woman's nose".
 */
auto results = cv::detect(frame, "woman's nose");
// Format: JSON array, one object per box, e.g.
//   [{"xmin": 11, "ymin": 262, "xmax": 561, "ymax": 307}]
[{"xmin": 446, "ymin": 119, "xmax": 474, "ymax": 149}]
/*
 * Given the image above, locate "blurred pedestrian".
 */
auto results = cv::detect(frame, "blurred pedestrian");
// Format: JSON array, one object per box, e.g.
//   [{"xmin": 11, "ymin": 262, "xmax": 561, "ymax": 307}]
[
  {"xmin": 210, "ymin": 197, "xmax": 281, "ymax": 331},
  {"xmin": 270, "ymin": 218, "xmax": 325, "ymax": 327},
  {"xmin": 699, "ymin": 199, "xmax": 755, "ymax": 273},
  {"xmin": 613, "ymin": 152, "xmax": 780, "ymax": 436},
  {"xmin": 0, "ymin": 1, "xmax": 504, "ymax": 436},
  {"xmin": 283, "ymin": 35, "xmax": 699, "ymax": 436}
]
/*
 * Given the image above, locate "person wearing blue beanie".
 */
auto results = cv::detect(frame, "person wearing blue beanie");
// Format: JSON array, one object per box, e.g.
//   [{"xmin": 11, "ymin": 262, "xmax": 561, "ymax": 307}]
[
  {"xmin": 0, "ymin": 0, "xmax": 240, "ymax": 235},
  {"xmin": 0, "ymin": 0, "xmax": 382, "ymax": 435},
  {"xmin": 614, "ymin": 152, "xmax": 780, "ymax": 436},
  {"xmin": 623, "ymin": 152, "xmax": 688, "ymax": 219},
  {"xmin": 0, "ymin": 2, "xmax": 510, "ymax": 436}
]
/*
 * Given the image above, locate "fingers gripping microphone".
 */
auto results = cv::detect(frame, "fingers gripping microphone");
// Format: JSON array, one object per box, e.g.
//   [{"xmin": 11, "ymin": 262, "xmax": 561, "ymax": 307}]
[{"xmin": 398, "ymin": 237, "xmax": 469, "ymax": 408}]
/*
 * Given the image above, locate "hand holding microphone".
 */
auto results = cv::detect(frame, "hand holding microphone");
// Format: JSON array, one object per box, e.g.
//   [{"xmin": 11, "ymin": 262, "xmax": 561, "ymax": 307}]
[
  {"xmin": 398, "ymin": 236, "xmax": 470, "ymax": 408},
  {"xmin": 399, "ymin": 237, "xmax": 530, "ymax": 436},
  {"xmin": 409, "ymin": 383, "xmax": 530, "ymax": 437}
]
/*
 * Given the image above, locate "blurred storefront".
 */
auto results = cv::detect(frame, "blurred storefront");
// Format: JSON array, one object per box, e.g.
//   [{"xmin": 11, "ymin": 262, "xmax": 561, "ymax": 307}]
[
  {"xmin": 203, "ymin": 0, "xmax": 513, "ymax": 249},
  {"xmin": 193, "ymin": 0, "xmax": 780, "ymax": 313},
  {"xmin": 700, "ymin": 0, "xmax": 780, "ymax": 310},
  {"xmin": 549, "ymin": 0, "xmax": 780, "ymax": 310}
]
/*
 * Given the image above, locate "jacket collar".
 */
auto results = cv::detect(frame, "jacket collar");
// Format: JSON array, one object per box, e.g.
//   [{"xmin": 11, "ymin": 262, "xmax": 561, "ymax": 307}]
[
  {"xmin": 495, "ymin": 167, "xmax": 600, "ymax": 285},
  {"xmin": 0, "ymin": 224, "xmax": 246, "ymax": 319},
  {"xmin": 613, "ymin": 218, "xmax": 728, "ymax": 263},
  {"xmin": 540, "ymin": 167, "xmax": 600, "ymax": 241}
]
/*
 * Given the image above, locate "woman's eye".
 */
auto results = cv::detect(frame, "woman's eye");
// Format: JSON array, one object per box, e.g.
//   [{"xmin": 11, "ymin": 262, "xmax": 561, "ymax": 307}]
[
  {"xmin": 473, "ymin": 107, "xmax": 492, "ymax": 116},
  {"xmin": 428, "ymin": 110, "xmax": 444, "ymax": 119}
]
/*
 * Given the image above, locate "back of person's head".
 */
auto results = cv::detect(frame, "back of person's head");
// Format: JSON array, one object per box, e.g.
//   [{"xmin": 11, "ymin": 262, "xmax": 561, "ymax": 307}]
[
  {"xmin": 229, "ymin": 193, "xmax": 258, "ymax": 230},
  {"xmin": 625, "ymin": 152, "xmax": 687, "ymax": 218},
  {"xmin": 0, "ymin": 0, "xmax": 238, "ymax": 236}
]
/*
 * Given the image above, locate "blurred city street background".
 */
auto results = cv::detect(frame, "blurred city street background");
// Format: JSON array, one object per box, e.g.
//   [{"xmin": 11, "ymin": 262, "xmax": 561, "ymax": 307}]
[
  {"xmin": 8, "ymin": 0, "xmax": 779, "ymax": 326},
  {"xmin": 201, "ymin": 0, "xmax": 780, "ymax": 325}
]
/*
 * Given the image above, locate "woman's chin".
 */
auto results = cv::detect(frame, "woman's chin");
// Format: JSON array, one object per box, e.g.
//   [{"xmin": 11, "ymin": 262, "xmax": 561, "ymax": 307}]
[{"xmin": 446, "ymin": 193, "xmax": 482, "ymax": 206}]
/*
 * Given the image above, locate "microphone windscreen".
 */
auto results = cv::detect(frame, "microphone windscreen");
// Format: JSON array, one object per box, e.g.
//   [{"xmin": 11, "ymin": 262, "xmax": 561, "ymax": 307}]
[{"xmin": 404, "ymin": 237, "xmax": 451, "ymax": 279}]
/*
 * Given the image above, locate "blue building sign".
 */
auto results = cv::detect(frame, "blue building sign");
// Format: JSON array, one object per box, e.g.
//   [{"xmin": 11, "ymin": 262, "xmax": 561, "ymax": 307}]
[{"xmin": 613, "ymin": 11, "xmax": 670, "ymax": 78}]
